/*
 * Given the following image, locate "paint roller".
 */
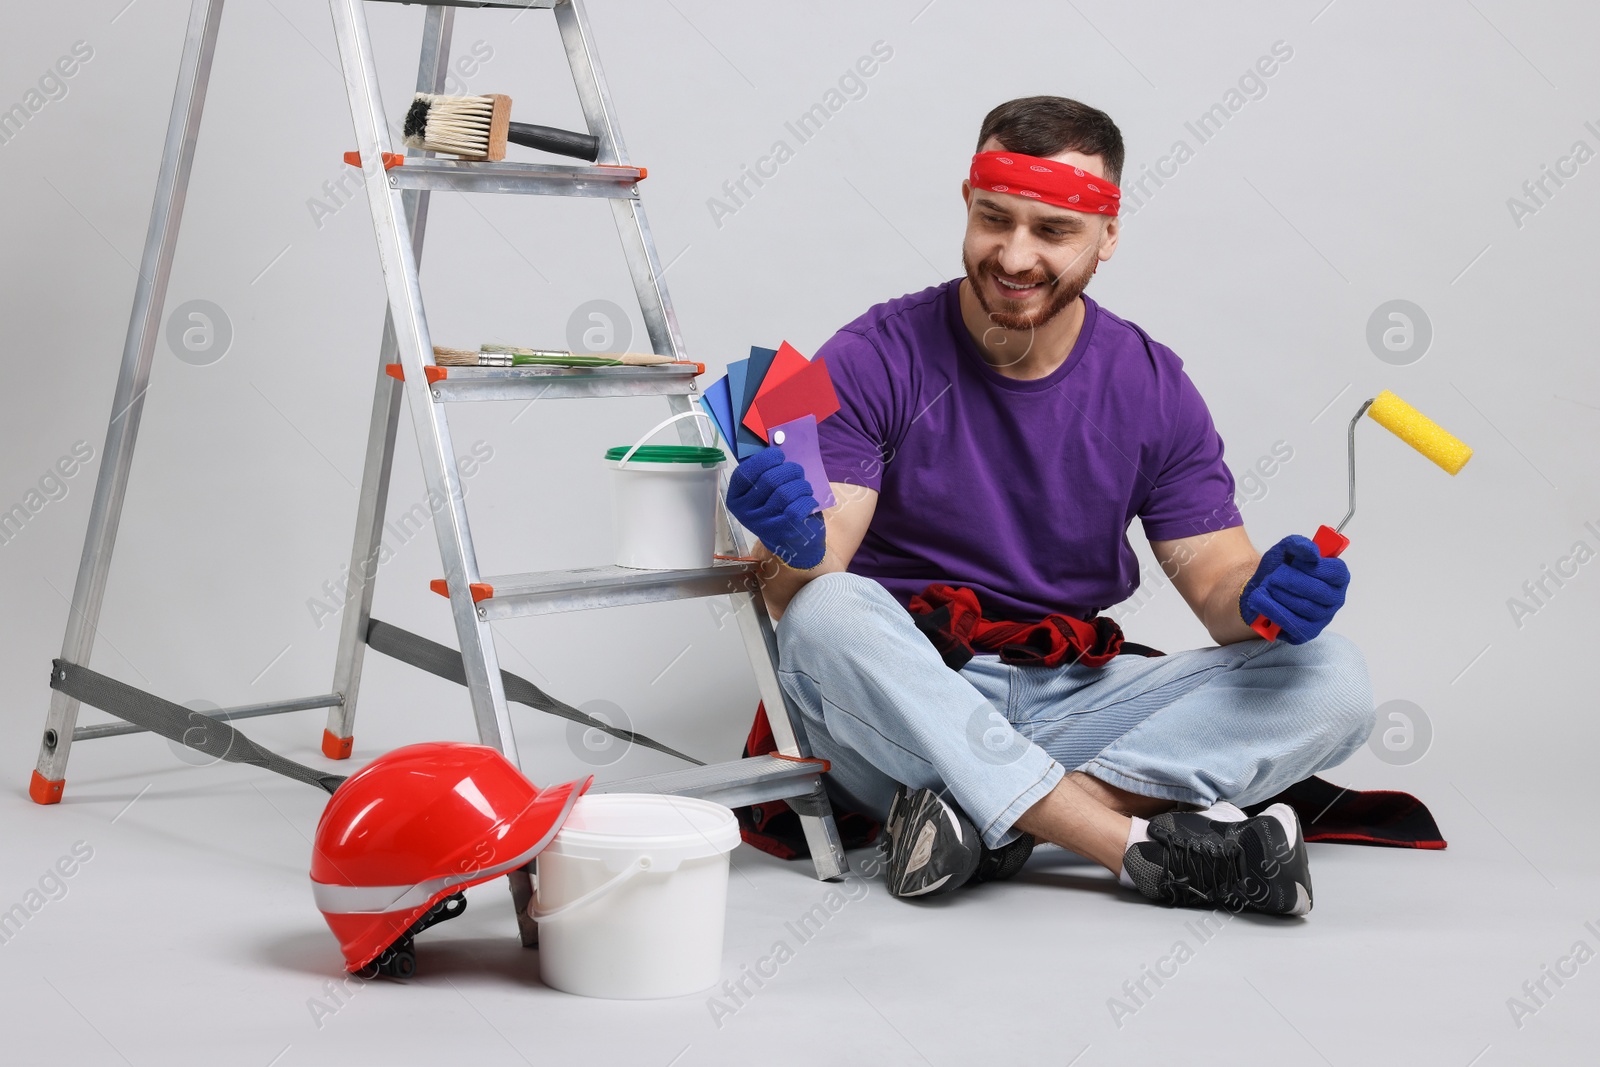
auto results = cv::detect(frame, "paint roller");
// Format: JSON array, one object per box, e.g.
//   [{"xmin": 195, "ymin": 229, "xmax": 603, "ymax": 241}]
[{"xmin": 1249, "ymin": 389, "xmax": 1474, "ymax": 641}]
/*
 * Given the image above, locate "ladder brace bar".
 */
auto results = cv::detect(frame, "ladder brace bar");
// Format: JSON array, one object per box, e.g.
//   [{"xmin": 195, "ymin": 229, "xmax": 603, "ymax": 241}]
[{"xmin": 363, "ymin": 617, "xmax": 705, "ymax": 766}]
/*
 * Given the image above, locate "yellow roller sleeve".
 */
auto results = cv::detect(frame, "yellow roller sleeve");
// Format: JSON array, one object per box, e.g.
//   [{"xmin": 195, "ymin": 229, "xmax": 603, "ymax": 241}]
[{"xmin": 1367, "ymin": 390, "xmax": 1473, "ymax": 475}]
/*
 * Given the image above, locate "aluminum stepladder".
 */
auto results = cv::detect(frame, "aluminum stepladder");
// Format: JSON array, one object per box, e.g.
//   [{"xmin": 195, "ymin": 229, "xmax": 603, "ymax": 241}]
[{"xmin": 32, "ymin": 0, "xmax": 848, "ymax": 902}]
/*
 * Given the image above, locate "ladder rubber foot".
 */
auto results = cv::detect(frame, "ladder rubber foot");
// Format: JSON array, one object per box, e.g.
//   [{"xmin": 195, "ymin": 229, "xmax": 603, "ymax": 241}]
[
  {"xmin": 29, "ymin": 770, "xmax": 64, "ymax": 805},
  {"xmin": 321, "ymin": 730, "xmax": 354, "ymax": 761}
]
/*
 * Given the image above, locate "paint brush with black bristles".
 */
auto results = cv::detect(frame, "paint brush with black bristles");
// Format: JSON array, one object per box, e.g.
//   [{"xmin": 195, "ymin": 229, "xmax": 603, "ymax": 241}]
[{"xmin": 402, "ymin": 93, "xmax": 600, "ymax": 162}]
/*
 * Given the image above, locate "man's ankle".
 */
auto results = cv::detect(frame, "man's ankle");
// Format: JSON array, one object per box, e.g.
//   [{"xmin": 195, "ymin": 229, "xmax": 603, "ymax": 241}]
[
  {"xmin": 1065, "ymin": 770, "xmax": 1179, "ymax": 819},
  {"xmin": 1014, "ymin": 775, "xmax": 1132, "ymax": 873}
]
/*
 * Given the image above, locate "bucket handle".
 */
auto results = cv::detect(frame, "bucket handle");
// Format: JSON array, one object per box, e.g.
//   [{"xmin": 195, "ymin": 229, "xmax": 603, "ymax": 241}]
[
  {"xmin": 531, "ymin": 855, "xmax": 652, "ymax": 924},
  {"xmin": 618, "ymin": 410, "xmax": 718, "ymax": 468}
]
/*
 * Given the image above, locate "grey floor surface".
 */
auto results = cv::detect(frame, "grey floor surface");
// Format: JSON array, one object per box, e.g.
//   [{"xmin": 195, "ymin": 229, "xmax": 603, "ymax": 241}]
[
  {"xmin": 6, "ymin": 2, "xmax": 1598, "ymax": 1063},
  {"xmin": 3, "ymin": 726, "xmax": 1594, "ymax": 1067}
]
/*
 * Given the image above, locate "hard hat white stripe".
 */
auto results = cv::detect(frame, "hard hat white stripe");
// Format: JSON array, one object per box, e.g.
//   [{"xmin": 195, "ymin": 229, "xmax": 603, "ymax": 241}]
[{"xmin": 310, "ymin": 785, "xmax": 583, "ymax": 915}]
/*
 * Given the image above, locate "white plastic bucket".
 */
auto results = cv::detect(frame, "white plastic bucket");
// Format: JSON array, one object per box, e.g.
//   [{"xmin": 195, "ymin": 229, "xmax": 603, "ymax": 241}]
[
  {"xmin": 607, "ymin": 410, "xmax": 726, "ymax": 570},
  {"xmin": 533, "ymin": 793, "xmax": 741, "ymax": 999}
]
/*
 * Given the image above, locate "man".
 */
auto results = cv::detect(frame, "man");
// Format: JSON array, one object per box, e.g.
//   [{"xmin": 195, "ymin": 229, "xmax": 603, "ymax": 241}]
[{"xmin": 725, "ymin": 96, "xmax": 1373, "ymax": 917}]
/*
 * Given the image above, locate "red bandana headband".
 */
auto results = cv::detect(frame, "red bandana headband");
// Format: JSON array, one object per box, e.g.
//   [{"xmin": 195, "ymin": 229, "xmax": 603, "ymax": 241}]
[{"xmin": 969, "ymin": 151, "xmax": 1121, "ymax": 216}]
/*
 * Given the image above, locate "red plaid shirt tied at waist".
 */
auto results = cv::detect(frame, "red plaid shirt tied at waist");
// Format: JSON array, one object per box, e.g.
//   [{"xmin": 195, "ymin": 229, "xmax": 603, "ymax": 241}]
[{"xmin": 905, "ymin": 583, "xmax": 1164, "ymax": 671}]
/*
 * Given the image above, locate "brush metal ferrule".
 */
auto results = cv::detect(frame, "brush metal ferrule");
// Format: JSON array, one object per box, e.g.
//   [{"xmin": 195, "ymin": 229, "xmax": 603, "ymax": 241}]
[{"xmin": 475, "ymin": 352, "xmax": 515, "ymax": 367}]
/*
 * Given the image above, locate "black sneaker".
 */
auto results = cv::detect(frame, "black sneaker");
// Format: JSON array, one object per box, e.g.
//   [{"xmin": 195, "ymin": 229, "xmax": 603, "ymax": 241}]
[
  {"xmin": 973, "ymin": 832, "xmax": 1036, "ymax": 884},
  {"xmin": 1122, "ymin": 802, "xmax": 1312, "ymax": 916},
  {"xmin": 883, "ymin": 785, "xmax": 981, "ymax": 898}
]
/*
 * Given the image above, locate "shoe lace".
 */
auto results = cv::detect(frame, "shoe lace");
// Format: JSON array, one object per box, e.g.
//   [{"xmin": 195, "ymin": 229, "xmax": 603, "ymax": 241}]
[{"xmin": 1159, "ymin": 829, "xmax": 1250, "ymax": 908}]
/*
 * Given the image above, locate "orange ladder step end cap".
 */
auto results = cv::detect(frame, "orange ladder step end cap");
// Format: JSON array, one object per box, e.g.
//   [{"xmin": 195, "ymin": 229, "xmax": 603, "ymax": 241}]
[
  {"xmin": 29, "ymin": 770, "xmax": 64, "ymax": 805},
  {"xmin": 343, "ymin": 150, "xmax": 405, "ymax": 170},
  {"xmin": 385, "ymin": 365, "xmax": 447, "ymax": 383},
  {"xmin": 321, "ymin": 730, "xmax": 354, "ymax": 761},
  {"xmin": 767, "ymin": 752, "xmax": 831, "ymax": 773},
  {"xmin": 428, "ymin": 580, "xmax": 494, "ymax": 602}
]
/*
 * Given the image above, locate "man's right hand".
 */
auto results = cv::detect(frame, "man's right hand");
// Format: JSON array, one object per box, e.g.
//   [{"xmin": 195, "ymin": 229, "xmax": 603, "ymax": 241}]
[{"xmin": 726, "ymin": 446, "xmax": 826, "ymax": 569}]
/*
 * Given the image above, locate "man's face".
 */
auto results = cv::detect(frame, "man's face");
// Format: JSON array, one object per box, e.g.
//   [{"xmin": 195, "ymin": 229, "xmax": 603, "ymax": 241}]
[{"xmin": 961, "ymin": 138, "xmax": 1118, "ymax": 333}]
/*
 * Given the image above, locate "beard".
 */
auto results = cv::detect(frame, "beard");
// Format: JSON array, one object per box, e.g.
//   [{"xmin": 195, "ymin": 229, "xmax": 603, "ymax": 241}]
[{"xmin": 962, "ymin": 246, "xmax": 1098, "ymax": 333}]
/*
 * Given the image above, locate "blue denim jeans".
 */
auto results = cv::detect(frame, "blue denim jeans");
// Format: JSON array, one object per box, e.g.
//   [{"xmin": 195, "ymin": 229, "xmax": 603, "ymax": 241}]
[{"xmin": 774, "ymin": 572, "xmax": 1377, "ymax": 851}]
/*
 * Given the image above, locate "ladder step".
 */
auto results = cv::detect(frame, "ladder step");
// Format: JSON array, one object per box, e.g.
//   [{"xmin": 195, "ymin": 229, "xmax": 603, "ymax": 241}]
[
  {"xmin": 365, "ymin": 0, "xmax": 556, "ymax": 8},
  {"xmin": 591, "ymin": 754, "xmax": 825, "ymax": 810},
  {"xmin": 385, "ymin": 158, "xmax": 644, "ymax": 199},
  {"xmin": 425, "ymin": 362, "xmax": 701, "ymax": 402},
  {"xmin": 442, "ymin": 560, "xmax": 760, "ymax": 620}
]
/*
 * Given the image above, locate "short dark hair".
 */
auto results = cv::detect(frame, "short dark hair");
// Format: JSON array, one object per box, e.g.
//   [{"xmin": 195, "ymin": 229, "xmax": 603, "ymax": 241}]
[{"xmin": 976, "ymin": 96, "xmax": 1125, "ymax": 185}]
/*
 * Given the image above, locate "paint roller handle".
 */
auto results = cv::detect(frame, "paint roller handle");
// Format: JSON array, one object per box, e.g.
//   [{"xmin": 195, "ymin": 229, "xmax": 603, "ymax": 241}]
[
  {"xmin": 506, "ymin": 121, "xmax": 600, "ymax": 162},
  {"xmin": 1248, "ymin": 525, "xmax": 1350, "ymax": 642}
]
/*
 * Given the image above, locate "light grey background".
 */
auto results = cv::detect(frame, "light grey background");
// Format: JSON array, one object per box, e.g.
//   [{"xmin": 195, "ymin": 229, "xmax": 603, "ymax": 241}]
[{"xmin": 2, "ymin": 1, "xmax": 1597, "ymax": 1064}]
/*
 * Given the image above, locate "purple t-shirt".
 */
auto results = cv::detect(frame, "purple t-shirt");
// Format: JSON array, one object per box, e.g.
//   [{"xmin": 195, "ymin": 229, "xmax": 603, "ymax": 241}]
[{"xmin": 814, "ymin": 280, "xmax": 1241, "ymax": 622}]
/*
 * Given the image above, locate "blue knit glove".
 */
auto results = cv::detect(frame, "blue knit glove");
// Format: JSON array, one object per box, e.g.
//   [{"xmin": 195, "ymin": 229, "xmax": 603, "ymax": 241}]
[
  {"xmin": 726, "ymin": 446, "xmax": 826, "ymax": 569},
  {"xmin": 1239, "ymin": 534, "xmax": 1350, "ymax": 644}
]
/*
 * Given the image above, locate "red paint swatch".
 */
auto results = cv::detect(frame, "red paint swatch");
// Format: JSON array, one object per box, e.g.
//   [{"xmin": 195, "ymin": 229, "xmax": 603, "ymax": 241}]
[
  {"xmin": 742, "ymin": 341, "xmax": 810, "ymax": 440},
  {"xmin": 751, "ymin": 354, "xmax": 839, "ymax": 430}
]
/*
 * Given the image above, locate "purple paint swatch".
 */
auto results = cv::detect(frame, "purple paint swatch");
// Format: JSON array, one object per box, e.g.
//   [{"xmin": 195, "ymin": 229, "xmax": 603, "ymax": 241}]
[{"xmin": 768, "ymin": 414, "xmax": 834, "ymax": 510}]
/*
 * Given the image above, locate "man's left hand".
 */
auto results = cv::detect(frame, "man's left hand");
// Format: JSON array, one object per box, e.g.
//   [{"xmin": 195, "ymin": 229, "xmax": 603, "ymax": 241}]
[{"xmin": 1239, "ymin": 534, "xmax": 1350, "ymax": 644}]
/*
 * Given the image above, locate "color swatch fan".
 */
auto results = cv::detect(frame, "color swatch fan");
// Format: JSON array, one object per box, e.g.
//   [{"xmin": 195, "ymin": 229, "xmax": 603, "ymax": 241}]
[{"xmin": 698, "ymin": 341, "xmax": 840, "ymax": 510}]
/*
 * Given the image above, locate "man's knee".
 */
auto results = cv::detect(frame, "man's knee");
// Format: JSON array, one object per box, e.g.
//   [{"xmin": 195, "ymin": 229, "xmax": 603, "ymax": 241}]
[
  {"xmin": 1302, "ymin": 631, "xmax": 1376, "ymax": 750},
  {"xmin": 776, "ymin": 571, "xmax": 890, "ymax": 657}
]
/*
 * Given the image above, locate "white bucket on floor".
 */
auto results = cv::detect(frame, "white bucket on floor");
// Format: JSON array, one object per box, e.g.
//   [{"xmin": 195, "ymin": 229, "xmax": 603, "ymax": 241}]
[
  {"xmin": 606, "ymin": 410, "xmax": 726, "ymax": 570},
  {"xmin": 533, "ymin": 792, "xmax": 741, "ymax": 999}
]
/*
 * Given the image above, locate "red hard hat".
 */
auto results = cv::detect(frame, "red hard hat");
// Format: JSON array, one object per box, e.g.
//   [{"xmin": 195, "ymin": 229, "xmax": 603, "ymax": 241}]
[{"xmin": 310, "ymin": 741, "xmax": 591, "ymax": 974}]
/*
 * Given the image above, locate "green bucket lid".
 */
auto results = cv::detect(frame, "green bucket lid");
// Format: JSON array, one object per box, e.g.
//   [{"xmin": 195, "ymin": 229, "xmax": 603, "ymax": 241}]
[{"xmin": 605, "ymin": 444, "xmax": 726, "ymax": 466}]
